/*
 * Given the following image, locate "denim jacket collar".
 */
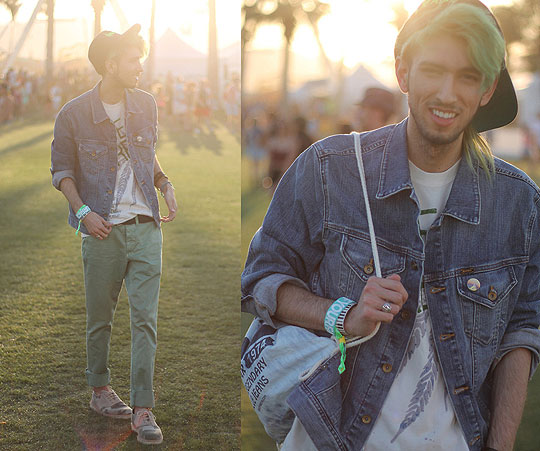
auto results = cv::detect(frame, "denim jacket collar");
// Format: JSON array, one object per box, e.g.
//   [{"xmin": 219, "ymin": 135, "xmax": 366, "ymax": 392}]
[
  {"xmin": 90, "ymin": 81, "xmax": 144, "ymax": 124},
  {"xmin": 376, "ymin": 118, "xmax": 481, "ymax": 225}
]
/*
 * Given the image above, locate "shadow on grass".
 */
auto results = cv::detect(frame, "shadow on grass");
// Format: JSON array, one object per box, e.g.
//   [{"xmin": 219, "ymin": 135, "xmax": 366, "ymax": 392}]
[
  {"xmin": 0, "ymin": 130, "xmax": 53, "ymax": 158},
  {"xmin": 159, "ymin": 117, "xmax": 225, "ymax": 156}
]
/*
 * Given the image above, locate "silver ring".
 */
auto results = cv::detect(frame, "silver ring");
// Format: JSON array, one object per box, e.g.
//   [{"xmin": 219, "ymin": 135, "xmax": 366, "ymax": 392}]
[{"xmin": 381, "ymin": 302, "xmax": 392, "ymax": 313}]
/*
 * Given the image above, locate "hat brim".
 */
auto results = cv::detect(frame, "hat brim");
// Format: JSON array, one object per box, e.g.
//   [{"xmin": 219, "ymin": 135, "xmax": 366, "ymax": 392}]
[{"xmin": 472, "ymin": 66, "xmax": 518, "ymax": 133}]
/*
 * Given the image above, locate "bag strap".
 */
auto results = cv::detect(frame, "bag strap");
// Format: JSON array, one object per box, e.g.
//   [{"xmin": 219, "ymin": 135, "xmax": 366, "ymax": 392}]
[
  {"xmin": 352, "ymin": 132, "xmax": 382, "ymax": 277},
  {"xmin": 345, "ymin": 132, "xmax": 382, "ymax": 348}
]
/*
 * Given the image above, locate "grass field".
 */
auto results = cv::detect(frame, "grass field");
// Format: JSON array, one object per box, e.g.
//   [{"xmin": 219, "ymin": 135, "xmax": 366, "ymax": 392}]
[
  {"xmin": 0, "ymin": 113, "xmax": 240, "ymax": 450},
  {"xmin": 241, "ymin": 156, "xmax": 540, "ymax": 451}
]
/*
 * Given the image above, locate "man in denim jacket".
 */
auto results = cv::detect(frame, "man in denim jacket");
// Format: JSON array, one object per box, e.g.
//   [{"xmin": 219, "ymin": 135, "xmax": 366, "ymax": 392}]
[
  {"xmin": 242, "ymin": 1, "xmax": 540, "ymax": 450},
  {"xmin": 50, "ymin": 25, "xmax": 177, "ymax": 445}
]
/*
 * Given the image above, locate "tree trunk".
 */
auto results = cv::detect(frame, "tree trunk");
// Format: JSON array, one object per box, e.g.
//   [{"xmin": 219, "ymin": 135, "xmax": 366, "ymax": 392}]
[
  {"xmin": 280, "ymin": 37, "xmax": 291, "ymax": 112},
  {"xmin": 208, "ymin": 0, "xmax": 219, "ymax": 106},
  {"xmin": 146, "ymin": 0, "xmax": 156, "ymax": 84},
  {"xmin": 45, "ymin": 0, "xmax": 54, "ymax": 86}
]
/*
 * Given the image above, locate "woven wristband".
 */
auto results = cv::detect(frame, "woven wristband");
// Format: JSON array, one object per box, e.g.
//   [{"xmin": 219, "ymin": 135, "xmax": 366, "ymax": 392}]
[
  {"xmin": 75, "ymin": 205, "xmax": 91, "ymax": 235},
  {"xmin": 76, "ymin": 204, "xmax": 91, "ymax": 220},
  {"xmin": 324, "ymin": 297, "xmax": 356, "ymax": 335}
]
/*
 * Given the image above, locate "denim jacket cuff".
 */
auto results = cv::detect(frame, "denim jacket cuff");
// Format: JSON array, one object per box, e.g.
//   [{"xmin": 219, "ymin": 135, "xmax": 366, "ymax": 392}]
[
  {"xmin": 243, "ymin": 274, "xmax": 309, "ymax": 328},
  {"xmin": 494, "ymin": 327, "xmax": 540, "ymax": 379},
  {"xmin": 52, "ymin": 170, "xmax": 76, "ymax": 191}
]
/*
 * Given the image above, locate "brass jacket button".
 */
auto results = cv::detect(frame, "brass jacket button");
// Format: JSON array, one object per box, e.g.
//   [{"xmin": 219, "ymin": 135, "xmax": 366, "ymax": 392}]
[
  {"xmin": 363, "ymin": 258, "xmax": 374, "ymax": 275},
  {"xmin": 488, "ymin": 286, "xmax": 497, "ymax": 301},
  {"xmin": 382, "ymin": 363, "xmax": 392, "ymax": 373},
  {"xmin": 362, "ymin": 415, "xmax": 372, "ymax": 424}
]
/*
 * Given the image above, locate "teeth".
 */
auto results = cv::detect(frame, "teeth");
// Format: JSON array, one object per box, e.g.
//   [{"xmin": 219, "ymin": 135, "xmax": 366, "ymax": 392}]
[{"xmin": 432, "ymin": 109, "xmax": 456, "ymax": 119}]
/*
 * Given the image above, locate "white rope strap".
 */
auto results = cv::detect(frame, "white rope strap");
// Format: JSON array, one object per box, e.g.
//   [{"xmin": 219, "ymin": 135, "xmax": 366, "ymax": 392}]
[{"xmin": 345, "ymin": 132, "xmax": 382, "ymax": 348}]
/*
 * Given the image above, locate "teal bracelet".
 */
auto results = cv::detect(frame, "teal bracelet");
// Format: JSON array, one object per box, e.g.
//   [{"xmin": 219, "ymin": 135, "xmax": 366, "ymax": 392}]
[
  {"xmin": 324, "ymin": 297, "xmax": 356, "ymax": 335},
  {"xmin": 76, "ymin": 204, "xmax": 91, "ymax": 220},
  {"xmin": 75, "ymin": 205, "xmax": 91, "ymax": 235}
]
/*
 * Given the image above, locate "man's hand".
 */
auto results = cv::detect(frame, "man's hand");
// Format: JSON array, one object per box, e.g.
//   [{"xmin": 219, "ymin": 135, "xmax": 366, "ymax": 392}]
[
  {"xmin": 344, "ymin": 274, "xmax": 408, "ymax": 337},
  {"xmin": 82, "ymin": 212, "xmax": 113, "ymax": 239},
  {"xmin": 160, "ymin": 185, "xmax": 178, "ymax": 223}
]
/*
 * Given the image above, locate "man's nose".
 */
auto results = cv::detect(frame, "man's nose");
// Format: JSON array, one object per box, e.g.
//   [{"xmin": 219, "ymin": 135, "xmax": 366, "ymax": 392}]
[{"xmin": 436, "ymin": 74, "xmax": 458, "ymax": 105}]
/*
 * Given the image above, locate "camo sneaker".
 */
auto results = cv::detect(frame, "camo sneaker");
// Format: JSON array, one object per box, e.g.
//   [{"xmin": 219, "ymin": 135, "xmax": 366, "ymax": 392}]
[
  {"xmin": 89, "ymin": 388, "xmax": 132, "ymax": 419},
  {"xmin": 131, "ymin": 409, "xmax": 163, "ymax": 445}
]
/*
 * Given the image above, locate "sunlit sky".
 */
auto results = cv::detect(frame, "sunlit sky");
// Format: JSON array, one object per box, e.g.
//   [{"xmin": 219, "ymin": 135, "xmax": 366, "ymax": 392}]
[
  {"xmin": 0, "ymin": 0, "xmax": 240, "ymax": 53},
  {"xmin": 247, "ymin": 0, "xmax": 518, "ymax": 87}
]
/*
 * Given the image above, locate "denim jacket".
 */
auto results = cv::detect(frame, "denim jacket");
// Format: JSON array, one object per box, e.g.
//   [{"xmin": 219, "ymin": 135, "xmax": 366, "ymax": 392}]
[
  {"xmin": 50, "ymin": 82, "xmax": 160, "ymax": 234},
  {"xmin": 241, "ymin": 119, "xmax": 540, "ymax": 450}
]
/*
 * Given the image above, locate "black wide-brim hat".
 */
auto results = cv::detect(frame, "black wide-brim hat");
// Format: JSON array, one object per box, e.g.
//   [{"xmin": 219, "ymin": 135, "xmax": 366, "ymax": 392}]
[
  {"xmin": 88, "ymin": 24, "xmax": 141, "ymax": 75},
  {"xmin": 394, "ymin": 0, "xmax": 518, "ymax": 133}
]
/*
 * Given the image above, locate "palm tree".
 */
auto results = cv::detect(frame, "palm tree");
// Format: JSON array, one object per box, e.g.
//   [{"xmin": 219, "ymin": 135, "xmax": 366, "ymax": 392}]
[
  {"xmin": 242, "ymin": 0, "xmax": 330, "ymax": 110},
  {"xmin": 2, "ymin": 0, "xmax": 21, "ymax": 53},
  {"xmin": 91, "ymin": 0, "xmax": 106, "ymax": 37}
]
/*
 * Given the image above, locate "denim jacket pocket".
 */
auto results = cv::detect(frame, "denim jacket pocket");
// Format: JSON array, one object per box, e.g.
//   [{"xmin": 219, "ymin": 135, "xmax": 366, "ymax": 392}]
[
  {"xmin": 339, "ymin": 233, "xmax": 406, "ymax": 300},
  {"xmin": 457, "ymin": 265, "xmax": 517, "ymax": 345},
  {"xmin": 77, "ymin": 140, "xmax": 108, "ymax": 175},
  {"xmin": 131, "ymin": 125, "xmax": 156, "ymax": 163}
]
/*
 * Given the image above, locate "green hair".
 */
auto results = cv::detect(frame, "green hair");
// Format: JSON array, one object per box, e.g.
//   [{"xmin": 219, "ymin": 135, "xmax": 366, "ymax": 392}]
[{"xmin": 398, "ymin": 1, "xmax": 506, "ymax": 176}]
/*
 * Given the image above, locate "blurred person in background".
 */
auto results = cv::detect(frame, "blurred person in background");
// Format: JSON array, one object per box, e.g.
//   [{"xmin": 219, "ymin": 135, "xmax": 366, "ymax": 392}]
[
  {"xmin": 194, "ymin": 79, "xmax": 212, "ymax": 134},
  {"xmin": 266, "ymin": 119, "xmax": 296, "ymax": 190},
  {"xmin": 354, "ymin": 86, "xmax": 396, "ymax": 132},
  {"xmin": 0, "ymin": 82, "xmax": 14, "ymax": 123},
  {"xmin": 244, "ymin": 116, "xmax": 266, "ymax": 185}
]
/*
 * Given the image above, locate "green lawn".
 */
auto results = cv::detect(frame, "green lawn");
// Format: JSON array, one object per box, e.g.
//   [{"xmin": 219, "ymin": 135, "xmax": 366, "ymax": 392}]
[
  {"xmin": 0, "ymin": 114, "xmax": 240, "ymax": 450},
  {"xmin": 240, "ymin": 156, "xmax": 540, "ymax": 451}
]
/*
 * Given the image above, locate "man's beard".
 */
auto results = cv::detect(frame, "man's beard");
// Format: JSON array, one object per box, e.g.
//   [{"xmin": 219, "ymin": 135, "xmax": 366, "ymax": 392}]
[{"xmin": 409, "ymin": 107, "xmax": 467, "ymax": 147}]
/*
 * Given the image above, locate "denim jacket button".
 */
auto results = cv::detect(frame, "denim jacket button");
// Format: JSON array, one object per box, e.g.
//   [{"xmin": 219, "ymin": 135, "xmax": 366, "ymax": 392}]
[
  {"xmin": 401, "ymin": 310, "xmax": 410, "ymax": 320},
  {"xmin": 488, "ymin": 286, "xmax": 498, "ymax": 301},
  {"xmin": 467, "ymin": 278, "xmax": 480, "ymax": 292},
  {"xmin": 411, "ymin": 260, "xmax": 418, "ymax": 270},
  {"xmin": 363, "ymin": 258, "xmax": 374, "ymax": 275},
  {"xmin": 107, "ymin": 189, "xmax": 112, "ymax": 195},
  {"xmin": 110, "ymin": 166, "xmax": 116, "ymax": 172},
  {"xmin": 382, "ymin": 363, "xmax": 392, "ymax": 373},
  {"xmin": 361, "ymin": 415, "xmax": 372, "ymax": 424},
  {"xmin": 136, "ymin": 135, "xmax": 143, "ymax": 142}
]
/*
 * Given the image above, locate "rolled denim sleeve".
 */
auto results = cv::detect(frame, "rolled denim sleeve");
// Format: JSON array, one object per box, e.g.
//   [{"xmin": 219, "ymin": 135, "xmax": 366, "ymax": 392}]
[
  {"xmin": 241, "ymin": 146, "xmax": 325, "ymax": 327},
  {"xmin": 495, "ymin": 199, "xmax": 540, "ymax": 379},
  {"xmin": 50, "ymin": 109, "xmax": 77, "ymax": 190}
]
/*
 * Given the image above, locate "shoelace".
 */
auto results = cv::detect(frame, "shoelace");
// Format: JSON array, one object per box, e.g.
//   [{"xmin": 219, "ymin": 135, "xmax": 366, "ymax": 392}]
[
  {"xmin": 104, "ymin": 391, "xmax": 120, "ymax": 403},
  {"xmin": 137, "ymin": 410, "xmax": 155, "ymax": 426}
]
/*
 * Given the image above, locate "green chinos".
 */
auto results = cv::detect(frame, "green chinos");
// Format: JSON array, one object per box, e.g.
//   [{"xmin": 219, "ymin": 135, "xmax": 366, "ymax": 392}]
[{"xmin": 81, "ymin": 220, "xmax": 162, "ymax": 407}]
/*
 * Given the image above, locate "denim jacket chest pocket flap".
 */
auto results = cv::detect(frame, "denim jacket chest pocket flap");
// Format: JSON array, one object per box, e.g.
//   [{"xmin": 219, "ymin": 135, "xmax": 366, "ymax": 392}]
[
  {"xmin": 77, "ymin": 140, "xmax": 109, "ymax": 173},
  {"xmin": 456, "ymin": 265, "xmax": 518, "ymax": 345},
  {"xmin": 339, "ymin": 233, "xmax": 406, "ymax": 298},
  {"xmin": 131, "ymin": 125, "xmax": 155, "ymax": 163}
]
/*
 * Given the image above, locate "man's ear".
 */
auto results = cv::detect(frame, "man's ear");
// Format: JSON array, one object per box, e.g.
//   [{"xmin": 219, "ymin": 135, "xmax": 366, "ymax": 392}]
[
  {"xmin": 480, "ymin": 77, "xmax": 498, "ymax": 107},
  {"xmin": 395, "ymin": 57, "xmax": 410, "ymax": 94},
  {"xmin": 104, "ymin": 58, "xmax": 117, "ymax": 76}
]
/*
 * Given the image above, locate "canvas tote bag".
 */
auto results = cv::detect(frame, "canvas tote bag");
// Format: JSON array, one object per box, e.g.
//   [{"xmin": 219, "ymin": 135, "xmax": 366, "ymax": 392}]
[{"xmin": 241, "ymin": 132, "xmax": 382, "ymax": 443}]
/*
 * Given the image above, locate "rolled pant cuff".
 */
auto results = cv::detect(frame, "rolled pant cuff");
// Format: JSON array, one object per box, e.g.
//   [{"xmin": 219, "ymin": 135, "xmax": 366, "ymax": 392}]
[
  {"xmin": 86, "ymin": 368, "xmax": 111, "ymax": 388},
  {"xmin": 131, "ymin": 390, "xmax": 155, "ymax": 408}
]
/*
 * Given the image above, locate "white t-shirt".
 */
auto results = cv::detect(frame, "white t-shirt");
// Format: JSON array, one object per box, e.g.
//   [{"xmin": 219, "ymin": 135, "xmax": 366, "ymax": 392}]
[
  {"xmin": 102, "ymin": 100, "xmax": 153, "ymax": 224},
  {"xmin": 281, "ymin": 159, "xmax": 468, "ymax": 451}
]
